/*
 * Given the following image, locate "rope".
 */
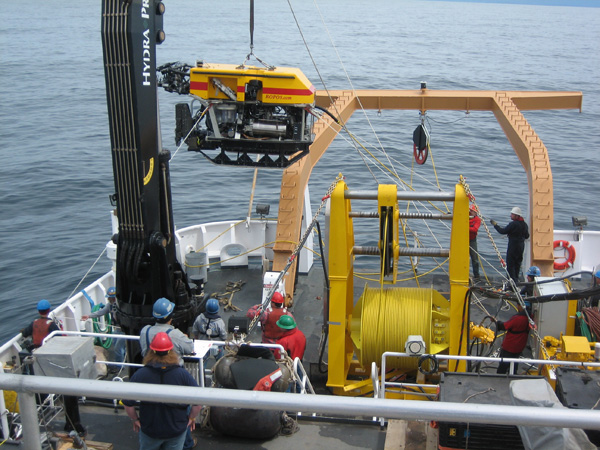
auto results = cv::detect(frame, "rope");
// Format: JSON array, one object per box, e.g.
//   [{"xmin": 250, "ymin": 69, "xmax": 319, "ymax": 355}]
[
  {"xmin": 64, "ymin": 247, "xmax": 107, "ymax": 302},
  {"xmin": 462, "ymin": 175, "xmax": 551, "ymax": 363},
  {"xmin": 247, "ymin": 175, "xmax": 343, "ymax": 334},
  {"xmin": 91, "ymin": 305, "xmax": 113, "ymax": 349},
  {"xmin": 583, "ymin": 307, "xmax": 600, "ymax": 339},
  {"xmin": 359, "ymin": 287, "xmax": 433, "ymax": 370}
]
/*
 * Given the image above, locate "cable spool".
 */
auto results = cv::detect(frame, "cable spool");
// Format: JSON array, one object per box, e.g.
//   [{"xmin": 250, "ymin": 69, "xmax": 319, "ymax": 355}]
[{"xmin": 351, "ymin": 286, "xmax": 450, "ymax": 370}]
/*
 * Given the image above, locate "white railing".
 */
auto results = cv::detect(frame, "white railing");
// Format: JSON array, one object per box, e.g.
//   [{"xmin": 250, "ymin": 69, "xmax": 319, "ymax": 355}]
[{"xmin": 3, "ymin": 372, "xmax": 600, "ymax": 450}]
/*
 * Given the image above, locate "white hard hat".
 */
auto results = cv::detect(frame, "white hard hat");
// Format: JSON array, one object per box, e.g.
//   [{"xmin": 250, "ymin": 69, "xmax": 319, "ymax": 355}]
[{"xmin": 510, "ymin": 207, "xmax": 522, "ymax": 216}]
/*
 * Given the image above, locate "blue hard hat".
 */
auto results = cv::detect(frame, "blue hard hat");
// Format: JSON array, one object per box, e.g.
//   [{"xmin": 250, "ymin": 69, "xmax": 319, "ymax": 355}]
[
  {"xmin": 595, "ymin": 269, "xmax": 600, "ymax": 279},
  {"xmin": 527, "ymin": 266, "xmax": 541, "ymax": 277},
  {"xmin": 206, "ymin": 298, "xmax": 219, "ymax": 315},
  {"xmin": 524, "ymin": 301, "xmax": 532, "ymax": 311},
  {"xmin": 37, "ymin": 299, "xmax": 51, "ymax": 311},
  {"xmin": 106, "ymin": 286, "xmax": 116, "ymax": 297},
  {"xmin": 153, "ymin": 297, "xmax": 175, "ymax": 319}
]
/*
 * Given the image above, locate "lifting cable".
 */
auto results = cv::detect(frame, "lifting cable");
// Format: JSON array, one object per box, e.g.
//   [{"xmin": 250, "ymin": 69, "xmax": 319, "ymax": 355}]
[
  {"xmin": 240, "ymin": 0, "xmax": 273, "ymax": 69},
  {"xmin": 247, "ymin": 175, "xmax": 344, "ymax": 334}
]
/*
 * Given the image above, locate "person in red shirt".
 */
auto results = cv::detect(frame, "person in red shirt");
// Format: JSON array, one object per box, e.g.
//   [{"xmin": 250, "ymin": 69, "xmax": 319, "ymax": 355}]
[
  {"xmin": 275, "ymin": 315, "xmax": 306, "ymax": 361},
  {"xmin": 469, "ymin": 204, "xmax": 481, "ymax": 281},
  {"xmin": 494, "ymin": 302, "xmax": 531, "ymax": 374},
  {"xmin": 246, "ymin": 292, "xmax": 294, "ymax": 344}
]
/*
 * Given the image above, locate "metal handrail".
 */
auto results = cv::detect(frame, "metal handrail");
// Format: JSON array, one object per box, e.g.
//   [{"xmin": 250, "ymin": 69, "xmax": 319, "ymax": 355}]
[
  {"xmin": 2, "ymin": 372, "xmax": 600, "ymax": 450},
  {"xmin": 380, "ymin": 351, "xmax": 600, "ymax": 399}
]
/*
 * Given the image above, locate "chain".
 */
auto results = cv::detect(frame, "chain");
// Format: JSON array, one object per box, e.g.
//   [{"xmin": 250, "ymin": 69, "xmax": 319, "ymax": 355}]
[
  {"xmin": 459, "ymin": 176, "xmax": 552, "ymax": 364},
  {"xmin": 248, "ymin": 175, "xmax": 344, "ymax": 334},
  {"xmin": 459, "ymin": 175, "xmax": 505, "ymax": 268}
]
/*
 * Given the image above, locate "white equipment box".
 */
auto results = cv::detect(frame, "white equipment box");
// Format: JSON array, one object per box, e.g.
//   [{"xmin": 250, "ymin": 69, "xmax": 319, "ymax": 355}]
[{"xmin": 33, "ymin": 336, "xmax": 97, "ymax": 379}]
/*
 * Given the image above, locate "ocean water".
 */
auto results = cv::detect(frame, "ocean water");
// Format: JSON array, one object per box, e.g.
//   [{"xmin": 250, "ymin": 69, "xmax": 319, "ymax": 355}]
[{"xmin": 1, "ymin": 0, "xmax": 599, "ymax": 343}]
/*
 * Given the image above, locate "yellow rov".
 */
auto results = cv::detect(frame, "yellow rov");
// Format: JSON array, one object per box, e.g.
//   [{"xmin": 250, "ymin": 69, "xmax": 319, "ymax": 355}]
[{"xmin": 161, "ymin": 62, "xmax": 316, "ymax": 168}]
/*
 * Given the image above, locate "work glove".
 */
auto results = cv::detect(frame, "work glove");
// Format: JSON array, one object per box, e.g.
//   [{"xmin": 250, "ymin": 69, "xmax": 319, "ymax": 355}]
[{"xmin": 490, "ymin": 219, "xmax": 497, "ymax": 226}]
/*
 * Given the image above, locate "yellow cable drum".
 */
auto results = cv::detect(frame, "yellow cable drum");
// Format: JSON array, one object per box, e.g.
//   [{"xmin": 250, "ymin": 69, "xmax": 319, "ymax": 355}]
[{"xmin": 351, "ymin": 286, "xmax": 450, "ymax": 370}]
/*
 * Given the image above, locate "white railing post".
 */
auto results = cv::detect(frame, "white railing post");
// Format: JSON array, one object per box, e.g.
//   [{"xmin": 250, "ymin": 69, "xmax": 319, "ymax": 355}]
[{"xmin": 17, "ymin": 391, "xmax": 41, "ymax": 450}]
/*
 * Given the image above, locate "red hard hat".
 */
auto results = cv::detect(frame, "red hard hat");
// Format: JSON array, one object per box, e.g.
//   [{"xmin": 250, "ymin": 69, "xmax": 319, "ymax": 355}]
[
  {"xmin": 271, "ymin": 292, "xmax": 284, "ymax": 305},
  {"xmin": 469, "ymin": 204, "xmax": 477, "ymax": 212},
  {"xmin": 150, "ymin": 332, "xmax": 173, "ymax": 352}
]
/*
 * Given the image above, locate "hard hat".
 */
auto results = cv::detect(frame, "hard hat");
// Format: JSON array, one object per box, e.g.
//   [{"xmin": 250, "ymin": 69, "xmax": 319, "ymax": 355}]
[
  {"xmin": 206, "ymin": 298, "xmax": 219, "ymax": 314},
  {"xmin": 153, "ymin": 297, "xmax": 175, "ymax": 319},
  {"xmin": 527, "ymin": 266, "xmax": 541, "ymax": 277},
  {"xmin": 149, "ymin": 331, "xmax": 173, "ymax": 352},
  {"xmin": 271, "ymin": 292, "xmax": 284, "ymax": 305},
  {"xmin": 469, "ymin": 204, "xmax": 477, "ymax": 212},
  {"xmin": 106, "ymin": 286, "xmax": 116, "ymax": 298},
  {"xmin": 511, "ymin": 207, "xmax": 523, "ymax": 216},
  {"xmin": 524, "ymin": 301, "xmax": 532, "ymax": 311},
  {"xmin": 595, "ymin": 269, "xmax": 600, "ymax": 279},
  {"xmin": 276, "ymin": 315, "xmax": 296, "ymax": 330},
  {"xmin": 37, "ymin": 299, "xmax": 51, "ymax": 311}
]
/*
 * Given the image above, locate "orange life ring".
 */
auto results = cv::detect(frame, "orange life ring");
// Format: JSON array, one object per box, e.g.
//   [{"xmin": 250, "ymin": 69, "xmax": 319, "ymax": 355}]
[{"xmin": 553, "ymin": 240, "xmax": 576, "ymax": 271}]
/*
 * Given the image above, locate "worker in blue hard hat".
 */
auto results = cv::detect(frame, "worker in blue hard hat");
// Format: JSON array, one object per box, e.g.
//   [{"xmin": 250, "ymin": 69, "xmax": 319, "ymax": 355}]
[
  {"xmin": 192, "ymin": 298, "xmax": 227, "ymax": 361},
  {"xmin": 139, "ymin": 297, "xmax": 194, "ymax": 364},
  {"xmin": 520, "ymin": 266, "xmax": 541, "ymax": 297},
  {"xmin": 81, "ymin": 286, "xmax": 126, "ymax": 372},
  {"xmin": 21, "ymin": 299, "xmax": 61, "ymax": 349}
]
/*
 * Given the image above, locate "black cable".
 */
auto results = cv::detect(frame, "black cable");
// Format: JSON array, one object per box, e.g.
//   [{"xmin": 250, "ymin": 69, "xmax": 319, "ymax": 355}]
[
  {"xmin": 315, "ymin": 220, "xmax": 330, "ymax": 374},
  {"xmin": 418, "ymin": 354, "xmax": 439, "ymax": 376},
  {"xmin": 313, "ymin": 105, "xmax": 341, "ymax": 125},
  {"xmin": 454, "ymin": 289, "xmax": 471, "ymax": 372}
]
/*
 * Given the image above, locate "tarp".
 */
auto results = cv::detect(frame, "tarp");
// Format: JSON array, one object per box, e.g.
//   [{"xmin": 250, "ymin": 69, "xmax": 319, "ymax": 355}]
[{"xmin": 510, "ymin": 378, "xmax": 595, "ymax": 450}]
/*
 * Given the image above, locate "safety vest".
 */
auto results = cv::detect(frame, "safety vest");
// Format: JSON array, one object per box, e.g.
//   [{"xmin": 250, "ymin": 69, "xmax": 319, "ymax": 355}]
[
  {"xmin": 32, "ymin": 318, "xmax": 53, "ymax": 348},
  {"xmin": 262, "ymin": 308, "xmax": 288, "ymax": 340}
]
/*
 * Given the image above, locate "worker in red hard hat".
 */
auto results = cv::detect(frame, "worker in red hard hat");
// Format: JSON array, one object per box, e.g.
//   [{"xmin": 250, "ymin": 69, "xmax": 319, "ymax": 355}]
[
  {"xmin": 123, "ymin": 332, "xmax": 201, "ymax": 449},
  {"xmin": 246, "ymin": 291, "xmax": 294, "ymax": 344}
]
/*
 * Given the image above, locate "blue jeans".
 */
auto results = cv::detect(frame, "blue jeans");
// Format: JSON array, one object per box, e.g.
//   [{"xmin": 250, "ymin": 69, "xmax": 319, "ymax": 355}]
[
  {"xmin": 139, "ymin": 429, "xmax": 186, "ymax": 450},
  {"xmin": 112, "ymin": 329, "xmax": 126, "ymax": 363},
  {"xmin": 183, "ymin": 405, "xmax": 194, "ymax": 450}
]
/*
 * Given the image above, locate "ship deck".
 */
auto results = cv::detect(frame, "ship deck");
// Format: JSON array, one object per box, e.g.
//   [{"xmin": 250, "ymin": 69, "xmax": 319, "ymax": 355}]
[{"xmin": 19, "ymin": 263, "xmax": 541, "ymax": 449}]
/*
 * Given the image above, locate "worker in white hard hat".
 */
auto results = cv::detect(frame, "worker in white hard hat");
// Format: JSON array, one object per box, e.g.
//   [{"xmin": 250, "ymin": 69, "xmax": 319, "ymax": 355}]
[{"xmin": 490, "ymin": 207, "xmax": 530, "ymax": 285}]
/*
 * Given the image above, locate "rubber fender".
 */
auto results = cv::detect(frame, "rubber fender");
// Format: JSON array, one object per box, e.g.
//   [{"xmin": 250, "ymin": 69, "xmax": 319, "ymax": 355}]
[
  {"xmin": 210, "ymin": 407, "xmax": 282, "ymax": 439},
  {"xmin": 213, "ymin": 355, "xmax": 292, "ymax": 392}
]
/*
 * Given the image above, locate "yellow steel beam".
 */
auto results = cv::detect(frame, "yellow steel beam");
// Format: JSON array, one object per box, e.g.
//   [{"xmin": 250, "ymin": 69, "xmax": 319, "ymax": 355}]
[{"xmin": 274, "ymin": 89, "xmax": 582, "ymax": 290}]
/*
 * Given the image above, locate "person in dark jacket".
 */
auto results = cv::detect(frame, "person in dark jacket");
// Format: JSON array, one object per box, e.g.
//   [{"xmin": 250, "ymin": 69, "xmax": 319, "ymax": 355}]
[
  {"xmin": 21, "ymin": 299, "xmax": 60, "ymax": 349},
  {"xmin": 494, "ymin": 302, "xmax": 531, "ymax": 374},
  {"xmin": 124, "ymin": 332, "xmax": 201, "ymax": 450},
  {"xmin": 520, "ymin": 266, "xmax": 540, "ymax": 297},
  {"xmin": 490, "ymin": 206, "xmax": 530, "ymax": 284}
]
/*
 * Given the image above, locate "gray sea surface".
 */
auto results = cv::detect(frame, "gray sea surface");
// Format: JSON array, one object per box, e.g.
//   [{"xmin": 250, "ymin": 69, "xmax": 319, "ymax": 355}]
[{"xmin": 1, "ymin": 0, "xmax": 599, "ymax": 343}]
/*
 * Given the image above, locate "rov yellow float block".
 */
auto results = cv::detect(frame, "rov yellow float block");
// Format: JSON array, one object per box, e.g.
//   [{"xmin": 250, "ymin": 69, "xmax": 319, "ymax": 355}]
[{"xmin": 189, "ymin": 63, "xmax": 315, "ymax": 105}]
